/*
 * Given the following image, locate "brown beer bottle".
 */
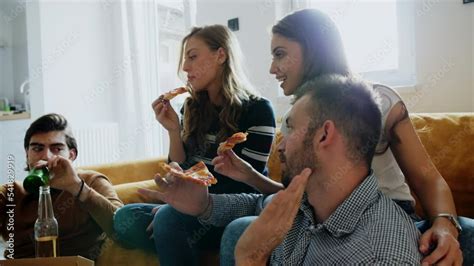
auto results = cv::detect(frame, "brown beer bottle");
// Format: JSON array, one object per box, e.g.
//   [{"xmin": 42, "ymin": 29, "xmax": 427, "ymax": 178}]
[{"xmin": 34, "ymin": 186, "xmax": 58, "ymax": 257}]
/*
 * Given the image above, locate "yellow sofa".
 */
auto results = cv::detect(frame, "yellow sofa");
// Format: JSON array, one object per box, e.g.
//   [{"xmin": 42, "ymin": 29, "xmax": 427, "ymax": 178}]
[{"xmin": 82, "ymin": 113, "xmax": 474, "ymax": 266}]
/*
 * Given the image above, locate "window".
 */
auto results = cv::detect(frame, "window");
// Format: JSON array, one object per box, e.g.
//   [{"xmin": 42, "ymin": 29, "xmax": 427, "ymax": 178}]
[{"xmin": 302, "ymin": 0, "xmax": 416, "ymax": 89}]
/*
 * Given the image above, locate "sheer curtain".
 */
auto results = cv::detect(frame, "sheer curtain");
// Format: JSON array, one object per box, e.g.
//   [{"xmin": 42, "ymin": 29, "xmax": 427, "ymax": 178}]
[
  {"xmin": 115, "ymin": 0, "xmax": 194, "ymax": 162},
  {"xmin": 115, "ymin": 1, "xmax": 162, "ymax": 161}
]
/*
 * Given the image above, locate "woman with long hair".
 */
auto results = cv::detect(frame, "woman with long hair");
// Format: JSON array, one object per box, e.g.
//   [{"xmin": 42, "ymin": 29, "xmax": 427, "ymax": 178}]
[
  {"xmin": 113, "ymin": 25, "xmax": 276, "ymax": 265},
  {"xmin": 215, "ymin": 9, "xmax": 472, "ymax": 265}
]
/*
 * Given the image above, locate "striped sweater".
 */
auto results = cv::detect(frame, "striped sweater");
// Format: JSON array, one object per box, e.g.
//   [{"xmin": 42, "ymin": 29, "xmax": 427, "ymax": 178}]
[{"xmin": 179, "ymin": 97, "xmax": 276, "ymax": 194}]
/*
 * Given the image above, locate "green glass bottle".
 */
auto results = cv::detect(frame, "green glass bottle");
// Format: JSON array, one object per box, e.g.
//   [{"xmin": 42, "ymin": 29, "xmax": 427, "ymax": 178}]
[{"xmin": 24, "ymin": 168, "xmax": 50, "ymax": 195}]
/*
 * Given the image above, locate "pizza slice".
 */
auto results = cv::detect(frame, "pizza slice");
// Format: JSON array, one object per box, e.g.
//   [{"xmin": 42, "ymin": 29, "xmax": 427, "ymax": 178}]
[
  {"xmin": 162, "ymin": 87, "xmax": 188, "ymax": 101},
  {"xmin": 217, "ymin": 132, "xmax": 248, "ymax": 153},
  {"xmin": 162, "ymin": 161, "xmax": 217, "ymax": 186}
]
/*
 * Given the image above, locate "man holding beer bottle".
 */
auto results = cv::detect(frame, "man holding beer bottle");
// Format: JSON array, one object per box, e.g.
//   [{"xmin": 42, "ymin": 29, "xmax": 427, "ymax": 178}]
[{"xmin": 0, "ymin": 113, "xmax": 123, "ymax": 260}]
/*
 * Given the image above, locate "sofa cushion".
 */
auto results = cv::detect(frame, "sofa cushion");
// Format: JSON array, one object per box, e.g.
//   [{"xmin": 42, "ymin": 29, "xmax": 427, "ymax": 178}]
[
  {"xmin": 82, "ymin": 157, "xmax": 168, "ymax": 185},
  {"xmin": 96, "ymin": 239, "xmax": 159, "ymax": 266},
  {"xmin": 411, "ymin": 113, "xmax": 474, "ymax": 217},
  {"xmin": 114, "ymin": 179, "xmax": 162, "ymax": 204}
]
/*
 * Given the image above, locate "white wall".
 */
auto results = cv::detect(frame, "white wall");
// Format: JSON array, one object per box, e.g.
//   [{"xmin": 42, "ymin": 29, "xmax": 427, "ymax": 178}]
[
  {"xmin": 36, "ymin": 1, "xmax": 117, "ymax": 125},
  {"xmin": 0, "ymin": 2, "xmax": 15, "ymax": 102},
  {"xmin": 11, "ymin": 3, "xmax": 28, "ymax": 106},
  {"xmin": 196, "ymin": 0, "xmax": 474, "ymax": 116},
  {"xmin": 401, "ymin": 1, "xmax": 473, "ymax": 112},
  {"xmin": 196, "ymin": 0, "xmax": 290, "ymax": 119}
]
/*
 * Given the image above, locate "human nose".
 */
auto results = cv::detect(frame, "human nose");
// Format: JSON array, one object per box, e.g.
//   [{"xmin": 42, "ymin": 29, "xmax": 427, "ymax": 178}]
[
  {"xmin": 277, "ymin": 136, "xmax": 286, "ymax": 153},
  {"xmin": 269, "ymin": 60, "xmax": 278, "ymax": 75},
  {"xmin": 40, "ymin": 148, "xmax": 53, "ymax": 161},
  {"xmin": 182, "ymin": 60, "xmax": 191, "ymax": 73}
]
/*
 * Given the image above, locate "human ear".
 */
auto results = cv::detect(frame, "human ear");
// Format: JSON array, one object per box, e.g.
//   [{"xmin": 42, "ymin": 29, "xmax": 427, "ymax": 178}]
[
  {"xmin": 217, "ymin": 47, "xmax": 227, "ymax": 64},
  {"xmin": 318, "ymin": 120, "xmax": 336, "ymax": 146},
  {"xmin": 69, "ymin": 148, "xmax": 77, "ymax": 161}
]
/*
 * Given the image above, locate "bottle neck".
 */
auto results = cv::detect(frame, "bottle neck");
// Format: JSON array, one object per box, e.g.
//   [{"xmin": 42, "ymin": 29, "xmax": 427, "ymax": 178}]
[{"xmin": 38, "ymin": 186, "xmax": 55, "ymax": 219}]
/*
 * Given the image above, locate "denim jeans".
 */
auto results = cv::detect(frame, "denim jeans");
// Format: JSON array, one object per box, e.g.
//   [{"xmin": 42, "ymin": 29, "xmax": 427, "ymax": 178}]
[
  {"xmin": 113, "ymin": 203, "xmax": 158, "ymax": 251},
  {"xmin": 152, "ymin": 204, "xmax": 225, "ymax": 266},
  {"xmin": 220, "ymin": 216, "xmax": 257, "ymax": 266}
]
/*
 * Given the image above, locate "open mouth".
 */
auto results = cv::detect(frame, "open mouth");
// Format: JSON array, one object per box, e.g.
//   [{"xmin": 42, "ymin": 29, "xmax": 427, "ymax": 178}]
[{"xmin": 276, "ymin": 76, "xmax": 287, "ymax": 83}]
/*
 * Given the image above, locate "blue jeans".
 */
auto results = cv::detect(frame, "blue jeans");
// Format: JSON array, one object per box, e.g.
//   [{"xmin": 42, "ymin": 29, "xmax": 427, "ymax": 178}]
[
  {"xmin": 114, "ymin": 203, "xmax": 225, "ymax": 265},
  {"xmin": 152, "ymin": 204, "xmax": 225, "ymax": 266},
  {"xmin": 113, "ymin": 203, "xmax": 157, "ymax": 251},
  {"xmin": 220, "ymin": 216, "xmax": 257, "ymax": 266}
]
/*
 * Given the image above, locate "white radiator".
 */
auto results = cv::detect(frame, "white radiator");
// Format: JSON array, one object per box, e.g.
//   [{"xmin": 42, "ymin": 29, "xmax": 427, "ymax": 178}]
[{"xmin": 73, "ymin": 123, "xmax": 119, "ymax": 167}]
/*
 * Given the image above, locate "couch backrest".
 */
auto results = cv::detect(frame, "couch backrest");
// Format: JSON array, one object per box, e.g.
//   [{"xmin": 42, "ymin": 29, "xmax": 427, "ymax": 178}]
[
  {"xmin": 268, "ymin": 113, "xmax": 474, "ymax": 217},
  {"xmin": 82, "ymin": 157, "xmax": 168, "ymax": 185}
]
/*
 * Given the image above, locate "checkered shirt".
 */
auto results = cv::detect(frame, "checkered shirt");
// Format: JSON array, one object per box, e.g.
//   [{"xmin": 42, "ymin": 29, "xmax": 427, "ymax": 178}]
[{"xmin": 200, "ymin": 172, "xmax": 422, "ymax": 265}]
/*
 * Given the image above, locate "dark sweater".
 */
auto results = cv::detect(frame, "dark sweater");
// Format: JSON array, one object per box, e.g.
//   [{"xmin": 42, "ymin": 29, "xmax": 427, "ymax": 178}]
[{"xmin": 179, "ymin": 97, "xmax": 276, "ymax": 194}]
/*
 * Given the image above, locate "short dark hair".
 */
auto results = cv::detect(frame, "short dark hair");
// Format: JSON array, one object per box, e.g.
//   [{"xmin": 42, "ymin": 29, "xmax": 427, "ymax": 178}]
[
  {"xmin": 24, "ymin": 113, "xmax": 78, "ymax": 155},
  {"xmin": 272, "ymin": 9, "xmax": 350, "ymax": 86},
  {"xmin": 294, "ymin": 75, "xmax": 382, "ymax": 167}
]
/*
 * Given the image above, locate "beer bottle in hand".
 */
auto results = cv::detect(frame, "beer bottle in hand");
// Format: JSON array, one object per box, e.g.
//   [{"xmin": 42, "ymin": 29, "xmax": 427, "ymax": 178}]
[{"xmin": 34, "ymin": 186, "xmax": 58, "ymax": 257}]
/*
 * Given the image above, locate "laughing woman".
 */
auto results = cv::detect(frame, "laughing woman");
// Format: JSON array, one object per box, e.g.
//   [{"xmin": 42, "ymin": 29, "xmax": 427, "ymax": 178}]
[{"xmin": 214, "ymin": 9, "xmax": 473, "ymax": 266}]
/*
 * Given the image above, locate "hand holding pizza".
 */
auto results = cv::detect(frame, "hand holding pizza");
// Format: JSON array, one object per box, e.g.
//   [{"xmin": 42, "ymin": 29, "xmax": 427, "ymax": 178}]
[
  {"xmin": 138, "ymin": 162, "xmax": 211, "ymax": 216},
  {"xmin": 151, "ymin": 87, "xmax": 188, "ymax": 132}
]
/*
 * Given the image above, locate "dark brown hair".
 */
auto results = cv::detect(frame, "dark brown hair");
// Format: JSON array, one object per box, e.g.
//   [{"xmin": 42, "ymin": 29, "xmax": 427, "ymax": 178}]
[
  {"xmin": 24, "ymin": 113, "xmax": 78, "ymax": 154},
  {"xmin": 272, "ymin": 9, "xmax": 351, "ymax": 86}
]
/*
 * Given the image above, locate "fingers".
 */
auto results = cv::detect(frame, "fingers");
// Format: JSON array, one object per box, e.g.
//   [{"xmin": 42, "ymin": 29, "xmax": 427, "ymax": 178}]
[
  {"xmin": 286, "ymin": 168, "xmax": 311, "ymax": 197},
  {"xmin": 211, "ymin": 155, "xmax": 224, "ymax": 166},
  {"xmin": 421, "ymin": 235, "xmax": 461, "ymax": 266},
  {"xmin": 153, "ymin": 173, "xmax": 174, "ymax": 189},
  {"xmin": 168, "ymin": 162, "xmax": 183, "ymax": 172},
  {"xmin": 146, "ymin": 220, "xmax": 154, "ymax": 234},
  {"xmin": 213, "ymin": 163, "xmax": 225, "ymax": 174},
  {"xmin": 146, "ymin": 205, "xmax": 162, "ymax": 234},
  {"xmin": 418, "ymin": 229, "xmax": 433, "ymax": 255},
  {"xmin": 151, "ymin": 205, "xmax": 162, "ymax": 215},
  {"xmin": 32, "ymin": 160, "xmax": 48, "ymax": 170},
  {"xmin": 48, "ymin": 155, "xmax": 62, "ymax": 170},
  {"xmin": 137, "ymin": 188, "xmax": 166, "ymax": 203},
  {"xmin": 225, "ymin": 149, "xmax": 239, "ymax": 161},
  {"xmin": 422, "ymin": 242, "xmax": 448, "ymax": 266}
]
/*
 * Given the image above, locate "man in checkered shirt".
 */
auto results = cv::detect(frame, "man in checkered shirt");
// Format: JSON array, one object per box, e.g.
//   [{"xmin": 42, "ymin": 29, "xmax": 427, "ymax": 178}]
[{"xmin": 141, "ymin": 75, "xmax": 422, "ymax": 265}]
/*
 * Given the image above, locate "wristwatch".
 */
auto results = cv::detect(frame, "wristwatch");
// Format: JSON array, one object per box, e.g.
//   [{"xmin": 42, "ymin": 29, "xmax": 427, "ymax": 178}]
[{"xmin": 432, "ymin": 213, "xmax": 462, "ymax": 233}]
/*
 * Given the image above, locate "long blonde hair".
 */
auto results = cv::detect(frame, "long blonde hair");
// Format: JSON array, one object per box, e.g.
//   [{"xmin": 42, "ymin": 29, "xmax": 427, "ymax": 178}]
[{"xmin": 178, "ymin": 25, "xmax": 259, "ymax": 150}]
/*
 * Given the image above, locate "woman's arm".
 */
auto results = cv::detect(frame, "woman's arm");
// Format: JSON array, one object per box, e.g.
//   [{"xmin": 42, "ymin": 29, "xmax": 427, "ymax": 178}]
[
  {"xmin": 215, "ymin": 99, "xmax": 283, "ymax": 194},
  {"xmin": 213, "ymin": 150, "xmax": 284, "ymax": 194},
  {"xmin": 168, "ymin": 129, "xmax": 186, "ymax": 163},
  {"xmin": 152, "ymin": 97, "xmax": 186, "ymax": 163},
  {"xmin": 386, "ymin": 102, "xmax": 462, "ymax": 265}
]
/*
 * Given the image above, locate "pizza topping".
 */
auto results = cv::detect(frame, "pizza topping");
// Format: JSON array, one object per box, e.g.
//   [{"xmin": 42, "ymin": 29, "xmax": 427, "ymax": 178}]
[
  {"xmin": 162, "ymin": 87, "xmax": 188, "ymax": 101},
  {"xmin": 163, "ymin": 161, "xmax": 217, "ymax": 187},
  {"xmin": 217, "ymin": 132, "xmax": 248, "ymax": 153}
]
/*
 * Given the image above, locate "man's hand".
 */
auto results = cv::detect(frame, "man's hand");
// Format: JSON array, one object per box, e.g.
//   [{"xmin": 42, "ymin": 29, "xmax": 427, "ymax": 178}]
[
  {"xmin": 212, "ymin": 150, "xmax": 255, "ymax": 183},
  {"xmin": 33, "ymin": 155, "xmax": 82, "ymax": 196},
  {"xmin": 419, "ymin": 218, "xmax": 463, "ymax": 266},
  {"xmin": 138, "ymin": 162, "xmax": 210, "ymax": 217},
  {"xmin": 235, "ymin": 168, "xmax": 311, "ymax": 266},
  {"xmin": 146, "ymin": 205, "xmax": 162, "ymax": 239}
]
